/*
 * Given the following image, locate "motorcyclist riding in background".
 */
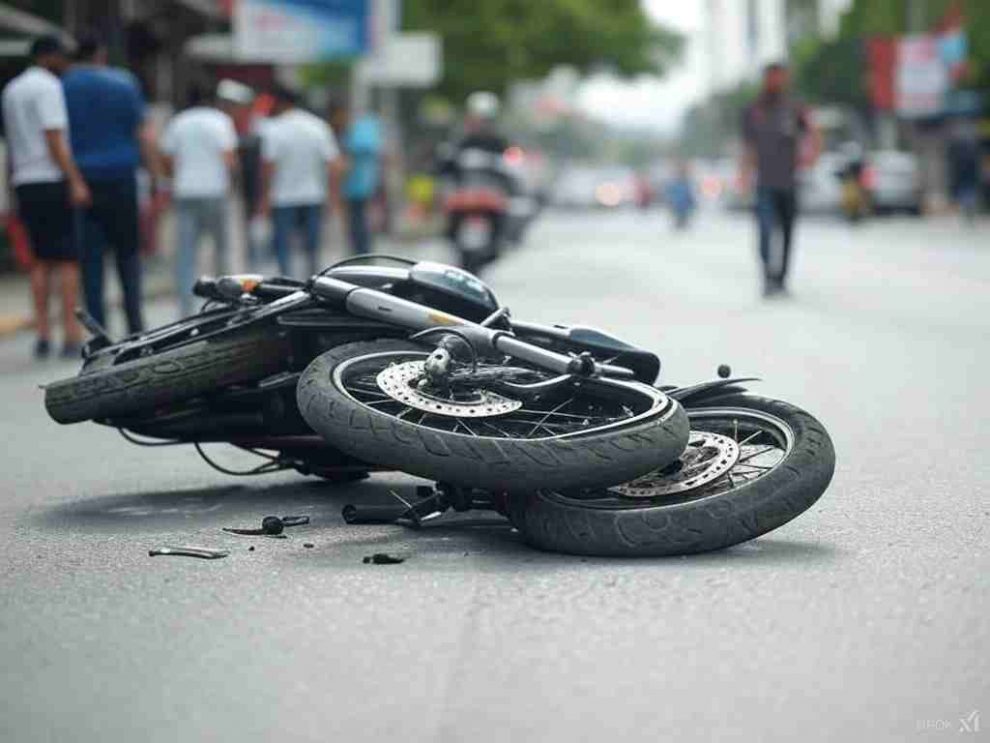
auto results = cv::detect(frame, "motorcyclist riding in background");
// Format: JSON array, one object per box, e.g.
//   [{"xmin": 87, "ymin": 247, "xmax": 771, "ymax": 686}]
[
  {"xmin": 456, "ymin": 91, "xmax": 508, "ymax": 157},
  {"xmin": 437, "ymin": 92, "xmax": 516, "ymax": 275}
]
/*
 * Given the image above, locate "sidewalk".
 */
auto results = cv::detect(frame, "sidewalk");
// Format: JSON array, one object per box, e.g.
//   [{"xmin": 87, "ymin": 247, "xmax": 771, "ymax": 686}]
[{"xmin": 0, "ymin": 202, "xmax": 447, "ymax": 339}]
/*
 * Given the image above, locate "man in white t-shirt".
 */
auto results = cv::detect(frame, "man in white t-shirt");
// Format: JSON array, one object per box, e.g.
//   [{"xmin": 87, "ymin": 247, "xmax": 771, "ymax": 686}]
[
  {"xmin": 160, "ymin": 85, "xmax": 238, "ymax": 317},
  {"xmin": 257, "ymin": 85, "xmax": 339, "ymax": 277},
  {"xmin": 2, "ymin": 36, "xmax": 90, "ymax": 358}
]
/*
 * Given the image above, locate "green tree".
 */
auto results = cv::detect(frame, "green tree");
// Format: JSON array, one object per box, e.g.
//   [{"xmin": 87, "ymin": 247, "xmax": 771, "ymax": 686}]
[{"xmin": 403, "ymin": 0, "xmax": 683, "ymax": 103}]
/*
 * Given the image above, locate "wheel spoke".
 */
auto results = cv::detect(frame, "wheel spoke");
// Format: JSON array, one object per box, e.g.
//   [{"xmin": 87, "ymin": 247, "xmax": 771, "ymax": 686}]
[
  {"xmin": 737, "ymin": 446, "xmax": 776, "ymax": 463},
  {"xmin": 737, "ymin": 430, "xmax": 762, "ymax": 446},
  {"xmin": 525, "ymin": 397, "xmax": 575, "ymax": 436},
  {"xmin": 456, "ymin": 418, "xmax": 480, "ymax": 436}
]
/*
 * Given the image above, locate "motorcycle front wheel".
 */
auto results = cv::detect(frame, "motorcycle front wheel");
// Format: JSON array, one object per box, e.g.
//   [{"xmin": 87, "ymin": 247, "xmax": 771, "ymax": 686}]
[
  {"xmin": 508, "ymin": 394, "xmax": 835, "ymax": 556},
  {"xmin": 297, "ymin": 339, "xmax": 689, "ymax": 492}
]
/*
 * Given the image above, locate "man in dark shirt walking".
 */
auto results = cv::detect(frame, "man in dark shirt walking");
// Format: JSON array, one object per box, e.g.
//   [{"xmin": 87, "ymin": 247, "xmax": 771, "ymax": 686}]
[
  {"xmin": 741, "ymin": 63, "xmax": 821, "ymax": 297},
  {"xmin": 62, "ymin": 35, "xmax": 158, "ymax": 333}
]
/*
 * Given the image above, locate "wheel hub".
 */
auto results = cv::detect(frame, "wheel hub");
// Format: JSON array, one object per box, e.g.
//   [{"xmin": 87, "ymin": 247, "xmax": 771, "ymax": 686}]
[
  {"xmin": 376, "ymin": 360, "xmax": 522, "ymax": 418},
  {"xmin": 611, "ymin": 431, "xmax": 740, "ymax": 497}
]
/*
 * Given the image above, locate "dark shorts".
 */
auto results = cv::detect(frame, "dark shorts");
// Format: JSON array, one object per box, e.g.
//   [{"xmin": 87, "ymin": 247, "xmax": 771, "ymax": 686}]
[{"xmin": 15, "ymin": 181, "xmax": 76, "ymax": 262}]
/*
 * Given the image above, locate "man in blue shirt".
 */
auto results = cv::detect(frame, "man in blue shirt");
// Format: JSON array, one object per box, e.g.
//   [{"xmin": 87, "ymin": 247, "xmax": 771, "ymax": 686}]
[
  {"xmin": 331, "ymin": 103, "xmax": 382, "ymax": 255},
  {"xmin": 62, "ymin": 35, "xmax": 156, "ymax": 333}
]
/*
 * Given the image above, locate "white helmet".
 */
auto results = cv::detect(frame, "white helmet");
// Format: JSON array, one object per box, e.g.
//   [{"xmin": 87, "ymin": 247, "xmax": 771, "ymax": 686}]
[{"xmin": 466, "ymin": 91, "xmax": 500, "ymax": 121}]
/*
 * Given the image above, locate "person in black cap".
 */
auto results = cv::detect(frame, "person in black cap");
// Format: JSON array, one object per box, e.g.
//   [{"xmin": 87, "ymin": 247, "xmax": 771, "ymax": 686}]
[{"xmin": 2, "ymin": 35, "xmax": 89, "ymax": 358}]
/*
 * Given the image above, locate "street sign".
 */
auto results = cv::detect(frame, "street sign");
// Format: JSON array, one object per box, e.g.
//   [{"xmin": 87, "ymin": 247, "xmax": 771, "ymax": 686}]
[
  {"xmin": 358, "ymin": 32, "xmax": 441, "ymax": 87},
  {"xmin": 234, "ymin": 0, "xmax": 370, "ymax": 62}
]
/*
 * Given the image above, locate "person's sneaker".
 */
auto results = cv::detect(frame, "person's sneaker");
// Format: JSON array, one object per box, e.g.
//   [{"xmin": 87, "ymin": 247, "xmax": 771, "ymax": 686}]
[
  {"xmin": 61, "ymin": 342, "xmax": 83, "ymax": 360},
  {"xmin": 33, "ymin": 338, "xmax": 51, "ymax": 359}
]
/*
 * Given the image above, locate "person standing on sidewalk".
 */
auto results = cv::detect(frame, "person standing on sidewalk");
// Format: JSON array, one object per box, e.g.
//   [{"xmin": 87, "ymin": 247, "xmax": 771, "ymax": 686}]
[
  {"xmin": 2, "ymin": 36, "xmax": 88, "ymax": 358},
  {"xmin": 331, "ymin": 102, "xmax": 382, "ymax": 255},
  {"xmin": 257, "ymin": 85, "xmax": 340, "ymax": 277},
  {"xmin": 160, "ymin": 84, "xmax": 238, "ymax": 317},
  {"xmin": 740, "ymin": 62, "xmax": 821, "ymax": 297},
  {"xmin": 62, "ymin": 34, "xmax": 157, "ymax": 333}
]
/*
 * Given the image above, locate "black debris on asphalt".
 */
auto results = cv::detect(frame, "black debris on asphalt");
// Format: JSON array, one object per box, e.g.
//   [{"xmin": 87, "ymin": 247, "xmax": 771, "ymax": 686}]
[
  {"xmin": 223, "ymin": 515, "xmax": 310, "ymax": 536},
  {"xmin": 261, "ymin": 516, "xmax": 284, "ymax": 534},
  {"xmin": 148, "ymin": 546, "xmax": 228, "ymax": 560},
  {"xmin": 363, "ymin": 553, "xmax": 405, "ymax": 565}
]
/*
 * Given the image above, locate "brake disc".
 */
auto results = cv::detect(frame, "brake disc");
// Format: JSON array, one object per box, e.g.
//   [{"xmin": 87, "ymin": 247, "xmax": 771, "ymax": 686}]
[
  {"xmin": 375, "ymin": 360, "xmax": 522, "ymax": 418},
  {"xmin": 611, "ymin": 431, "xmax": 740, "ymax": 498}
]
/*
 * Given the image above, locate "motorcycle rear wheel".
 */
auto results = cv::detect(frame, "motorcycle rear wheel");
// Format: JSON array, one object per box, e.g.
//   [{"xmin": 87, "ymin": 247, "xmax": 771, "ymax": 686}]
[
  {"xmin": 297, "ymin": 339, "xmax": 689, "ymax": 492},
  {"xmin": 45, "ymin": 326, "xmax": 290, "ymax": 424},
  {"xmin": 508, "ymin": 394, "xmax": 835, "ymax": 556}
]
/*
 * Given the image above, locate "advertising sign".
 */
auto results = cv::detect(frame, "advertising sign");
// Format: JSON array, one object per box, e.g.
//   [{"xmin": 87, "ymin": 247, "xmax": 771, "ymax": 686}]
[
  {"xmin": 896, "ymin": 35, "xmax": 949, "ymax": 118},
  {"xmin": 235, "ymin": 0, "xmax": 370, "ymax": 62}
]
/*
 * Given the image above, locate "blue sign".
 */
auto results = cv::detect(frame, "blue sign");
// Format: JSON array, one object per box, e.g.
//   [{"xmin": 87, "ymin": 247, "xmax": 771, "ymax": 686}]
[{"xmin": 237, "ymin": 0, "xmax": 370, "ymax": 62}]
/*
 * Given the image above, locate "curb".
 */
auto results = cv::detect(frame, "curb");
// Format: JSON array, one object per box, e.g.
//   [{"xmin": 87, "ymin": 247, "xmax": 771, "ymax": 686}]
[{"xmin": 0, "ymin": 279, "xmax": 175, "ymax": 340}]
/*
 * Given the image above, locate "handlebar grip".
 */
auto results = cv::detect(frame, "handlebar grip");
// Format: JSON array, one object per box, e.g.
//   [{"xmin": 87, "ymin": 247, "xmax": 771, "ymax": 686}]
[{"xmin": 192, "ymin": 276, "xmax": 217, "ymax": 299}]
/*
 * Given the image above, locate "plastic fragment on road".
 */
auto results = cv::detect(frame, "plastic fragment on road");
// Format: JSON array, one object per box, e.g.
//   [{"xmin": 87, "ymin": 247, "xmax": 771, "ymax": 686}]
[
  {"xmin": 363, "ymin": 553, "xmax": 405, "ymax": 565},
  {"xmin": 148, "ymin": 546, "xmax": 228, "ymax": 560}
]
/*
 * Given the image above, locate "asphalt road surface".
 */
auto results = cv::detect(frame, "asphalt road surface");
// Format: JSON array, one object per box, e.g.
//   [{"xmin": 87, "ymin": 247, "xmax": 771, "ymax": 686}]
[{"xmin": 1, "ymin": 208, "xmax": 987, "ymax": 742}]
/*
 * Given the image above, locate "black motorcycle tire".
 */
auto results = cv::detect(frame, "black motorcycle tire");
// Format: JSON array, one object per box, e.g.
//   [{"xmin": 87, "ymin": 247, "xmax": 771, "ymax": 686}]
[
  {"xmin": 45, "ymin": 327, "xmax": 290, "ymax": 424},
  {"xmin": 297, "ymin": 339, "xmax": 690, "ymax": 492},
  {"xmin": 508, "ymin": 394, "xmax": 835, "ymax": 557}
]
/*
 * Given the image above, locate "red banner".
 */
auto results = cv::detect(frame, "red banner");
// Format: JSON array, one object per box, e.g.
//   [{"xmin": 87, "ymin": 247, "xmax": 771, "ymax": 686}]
[{"xmin": 867, "ymin": 36, "xmax": 897, "ymax": 111}]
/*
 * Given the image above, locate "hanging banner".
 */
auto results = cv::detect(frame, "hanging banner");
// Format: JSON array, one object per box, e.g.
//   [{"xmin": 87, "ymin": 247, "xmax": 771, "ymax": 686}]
[
  {"xmin": 867, "ymin": 36, "xmax": 897, "ymax": 111},
  {"xmin": 896, "ymin": 35, "xmax": 949, "ymax": 118},
  {"xmin": 235, "ymin": 0, "xmax": 370, "ymax": 62}
]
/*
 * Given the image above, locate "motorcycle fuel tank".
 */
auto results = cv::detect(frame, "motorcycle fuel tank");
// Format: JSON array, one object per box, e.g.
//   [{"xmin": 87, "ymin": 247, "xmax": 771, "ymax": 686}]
[{"xmin": 408, "ymin": 261, "xmax": 500, "ymax": 315}]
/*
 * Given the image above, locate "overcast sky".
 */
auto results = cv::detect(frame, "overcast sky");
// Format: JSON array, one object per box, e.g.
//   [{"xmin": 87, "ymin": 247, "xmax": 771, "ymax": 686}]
[{"xmin": 577, "ymin": 0, "xmax": 705, "ymax": 134}]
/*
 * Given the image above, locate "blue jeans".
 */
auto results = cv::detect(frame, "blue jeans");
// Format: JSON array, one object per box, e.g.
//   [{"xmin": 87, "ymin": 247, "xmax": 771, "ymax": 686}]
[
  {"xmin": 175, "ymin": 198, "xmax": 229, "ymax": 318},
  {"xmin": 271, "ymin": 203, "xmax": 322, "ymax": 277},
  {"xmin": 347, "ymin": 198, "xmax": 372, "ymax": 255},
  {"xmin": 755, "ymin": 187, "xmax": 797, "ymax": 283}
]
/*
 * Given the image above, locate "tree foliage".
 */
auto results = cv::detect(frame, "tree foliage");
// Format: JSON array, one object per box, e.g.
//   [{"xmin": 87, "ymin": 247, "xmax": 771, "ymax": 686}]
[
  {"xmin": 678, "ymin": 81, "xmax": 759, "ymax": 157},
  {"xmin": 403, "ymin": 0, "xmax": 683, "ymax": 103}
]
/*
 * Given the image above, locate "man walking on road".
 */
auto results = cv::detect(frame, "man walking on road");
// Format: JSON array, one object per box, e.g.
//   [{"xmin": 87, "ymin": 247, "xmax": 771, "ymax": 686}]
[
  {"xmin": 160, "ymin": 84, "xmax": 238, "ymax": 318},
  {"xmin": 257, "ymin": 85, "xmax": 340, "ymax": 277},
  {"xmin": 62, "ymin": 35, "xmax": 157, "ymax": 333},
  {"xmin": 2, "ymin": 36, "xmax": 88, "ymax": 358},
  {"xmin": 741, "ymin": 63, "xmax": 821, "ymax": 297}
]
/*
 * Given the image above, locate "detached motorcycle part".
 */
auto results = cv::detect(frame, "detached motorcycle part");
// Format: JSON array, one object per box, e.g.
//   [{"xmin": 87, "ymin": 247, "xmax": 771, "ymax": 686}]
[
  {"xmin": 148, "ymin": 546, "xmax": 228, "ymax": 559},
  {"xmin": 297, "ymin": 339, "xmax": 689, "ymax": 493},
  {"xmin": 508, "ymin": 394, "xmax": 835, "ymax": 557}
]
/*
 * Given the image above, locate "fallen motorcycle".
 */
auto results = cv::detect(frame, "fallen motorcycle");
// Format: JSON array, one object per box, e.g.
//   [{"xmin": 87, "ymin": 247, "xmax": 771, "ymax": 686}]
[{"xmin": 44, "ymin": 256, "xmax": 835, "ymax": 556}]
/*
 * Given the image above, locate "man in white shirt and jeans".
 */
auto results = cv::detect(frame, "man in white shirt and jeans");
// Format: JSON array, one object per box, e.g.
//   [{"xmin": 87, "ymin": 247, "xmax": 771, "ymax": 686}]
[
  {"xmin": 2, "ymin": 36, "xmax": 90, "ymax": 358},
  {"xmin": 160, "ymin": 84, "xmax": 238, "ymax": 317},
  {"xmin": 257, "ymin": 84, "xmax": 339, "ymax": 277}
]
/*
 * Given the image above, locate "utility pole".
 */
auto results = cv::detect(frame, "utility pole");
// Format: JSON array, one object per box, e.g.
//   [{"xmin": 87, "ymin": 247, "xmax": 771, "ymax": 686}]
[{"xmin": 907, "ymin": 0, "xmax": 926, "ymax": 34}]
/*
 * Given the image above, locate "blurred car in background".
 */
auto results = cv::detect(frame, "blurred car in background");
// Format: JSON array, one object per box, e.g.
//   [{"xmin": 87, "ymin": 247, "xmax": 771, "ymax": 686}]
[
  {"xmin": 864, "ymin": 150, "xmax": 923, "ymax": 214},
  {"xmin": 551, "ymin": 165, "xmax": 637, "ymax": 209},
  {"xmin": 799, "ymin": 151, "xmax": 847, "ymax": 214},
  {"xmin": 694, "ymin": 157, "xmax": 752, "ymax": 210},
  {"xmin": 799, "ymin": 148, "xmax": 922, "ymax": 216}
]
